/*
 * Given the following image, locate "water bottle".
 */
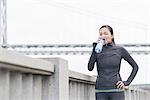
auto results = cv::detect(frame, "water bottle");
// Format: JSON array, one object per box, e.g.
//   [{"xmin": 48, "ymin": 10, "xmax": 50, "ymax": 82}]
[{"xmin": 95, "ymin": 38, "xmax": 105, "ymax": 53}]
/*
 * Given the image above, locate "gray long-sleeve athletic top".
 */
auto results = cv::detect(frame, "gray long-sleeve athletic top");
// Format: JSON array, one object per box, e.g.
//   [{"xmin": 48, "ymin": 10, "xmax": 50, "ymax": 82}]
[{"xmin": 88, "ymin": 43, "xmax": 139, "ymax": 90}]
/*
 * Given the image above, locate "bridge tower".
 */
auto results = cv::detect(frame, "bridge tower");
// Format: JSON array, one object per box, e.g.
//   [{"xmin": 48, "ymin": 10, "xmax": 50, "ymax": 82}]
[{"xmin": 0, "ymin": 0, "xmax": 7, "ymax": 46}]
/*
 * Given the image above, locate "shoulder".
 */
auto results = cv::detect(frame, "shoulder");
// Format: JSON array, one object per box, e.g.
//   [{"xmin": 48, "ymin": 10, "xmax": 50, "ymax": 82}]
[
  {"xmin": 113, "ymin": 45, "xmax": 126, "ymax": 51},
  {"xmin": 116, "ymin": 46, "xmax": 130, "ymax": 58},
  {"xmin": 112, "ymin": 45, "xmax": 128, "ymax": 55},
  {"xmin": 118, "ymin": 46, "xmax": 128, "ymax": 52},
  {"xmin": 112, "ymin": 45, "xmax": 124, "ymax": 50}
]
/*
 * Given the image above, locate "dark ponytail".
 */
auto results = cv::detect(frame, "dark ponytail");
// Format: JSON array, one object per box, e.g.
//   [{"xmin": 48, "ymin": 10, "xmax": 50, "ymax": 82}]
[
  {"xmin": 112, "ymin": 37, "xmax": 115, "ymax": 45},
  {"xmin": 99, "ymin": 25, "xmax": 115, "ymax": 45}
]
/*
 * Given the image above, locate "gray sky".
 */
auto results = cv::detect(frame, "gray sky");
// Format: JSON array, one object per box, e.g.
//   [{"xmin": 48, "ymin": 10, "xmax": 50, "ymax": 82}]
[
  {"xmin": 6, "ymin": 0, "xmax": 150, "ymax": 84},
  {"xmin": 7, "ymin": 0, "xmax": 150, "ymax": 44}
]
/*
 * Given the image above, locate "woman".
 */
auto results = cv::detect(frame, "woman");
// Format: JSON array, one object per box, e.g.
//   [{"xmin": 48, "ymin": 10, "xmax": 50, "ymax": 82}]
[{"xmin": 88, "ymin": 25, "xmax": 139, "ymax": 100}]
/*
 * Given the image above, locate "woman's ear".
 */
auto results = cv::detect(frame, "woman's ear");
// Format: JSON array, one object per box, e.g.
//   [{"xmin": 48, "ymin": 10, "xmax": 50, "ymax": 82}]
[{"xmin": 111, "ymin": 35, "xmax": 114, "ymax": 39}]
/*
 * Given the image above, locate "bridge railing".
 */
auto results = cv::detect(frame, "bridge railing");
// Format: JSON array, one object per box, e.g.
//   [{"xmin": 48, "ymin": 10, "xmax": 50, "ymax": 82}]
[
  {"xmin": 6, "ymin": 44, "xmax": 150, "ymax": 55},
  {"xmin": 125, "ymin": 86, "xmax": 150, "ymax": 100},
  {"xmin": 0, "ymin": 48, "xmax": 149, "ymax": 100}
]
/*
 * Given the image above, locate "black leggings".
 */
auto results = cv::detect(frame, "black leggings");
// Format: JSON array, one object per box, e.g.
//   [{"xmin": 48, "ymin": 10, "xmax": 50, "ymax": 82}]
[{"xmin": 96, "ymin": 92, "xmax": 125, "ymax": 100}]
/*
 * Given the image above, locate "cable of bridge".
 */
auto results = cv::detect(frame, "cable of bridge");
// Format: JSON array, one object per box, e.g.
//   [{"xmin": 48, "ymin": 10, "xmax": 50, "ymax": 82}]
[{"xmin": 32, "ymin": 0, "xmax": 147, "ymax": 29}]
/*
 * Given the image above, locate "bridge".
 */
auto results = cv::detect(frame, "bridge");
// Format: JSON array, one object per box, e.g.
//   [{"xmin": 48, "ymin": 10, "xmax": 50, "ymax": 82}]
[
  {"xmin": 0, "ymin": 48, "xmax": 150, "ymax": 100},
  {"xmin": 0, "ymin": 0, "xmax": 150, "ymax": 99}
]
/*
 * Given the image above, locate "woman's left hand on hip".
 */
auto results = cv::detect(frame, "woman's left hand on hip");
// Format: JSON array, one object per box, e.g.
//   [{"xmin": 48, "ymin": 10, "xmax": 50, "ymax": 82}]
[{"xmin": 116, "ymin": 81, "xmax": 125, "ymax": 89}]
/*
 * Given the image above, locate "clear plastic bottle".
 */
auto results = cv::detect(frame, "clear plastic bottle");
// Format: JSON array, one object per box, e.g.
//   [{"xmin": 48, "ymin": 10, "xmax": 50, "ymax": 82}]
[{"xmin": 95, "ymin": 38, "xmax": 105, "ymax": 53}]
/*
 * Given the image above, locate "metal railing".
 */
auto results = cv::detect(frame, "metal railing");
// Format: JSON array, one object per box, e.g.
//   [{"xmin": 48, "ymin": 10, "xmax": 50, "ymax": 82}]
[{"xmin": 3, "ymin": 44, "xmax": 150, "ymax": 55}]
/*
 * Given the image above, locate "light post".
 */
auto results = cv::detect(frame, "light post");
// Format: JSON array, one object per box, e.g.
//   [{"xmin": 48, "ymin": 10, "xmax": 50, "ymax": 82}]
[{"xmin": 0, "ymin": 0, "xmax": 7, "ymax": 47}]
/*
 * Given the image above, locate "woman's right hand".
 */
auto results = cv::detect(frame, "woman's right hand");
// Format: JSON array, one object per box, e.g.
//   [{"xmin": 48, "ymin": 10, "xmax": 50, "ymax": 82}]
[{"xmin": 96, "ymin": 37, "xmax": 100, "ymax": 43}]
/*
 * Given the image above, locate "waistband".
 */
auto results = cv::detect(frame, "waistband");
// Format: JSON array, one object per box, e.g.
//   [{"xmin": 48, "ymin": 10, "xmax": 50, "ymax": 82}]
[{"xmin": 95, "ymin": 89, "xmax": 124, "ymax": 93}]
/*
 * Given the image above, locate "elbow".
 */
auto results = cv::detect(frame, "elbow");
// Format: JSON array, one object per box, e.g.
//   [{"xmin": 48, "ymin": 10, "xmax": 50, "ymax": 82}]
[
  {"xmin": 88, "ymin": 63, "xmax": 93, "ymax": 71},
  {"xmin": 132, "ymin": 64, "xmax": 139, "ymax": 74},
  {"xmin": 132, "ymin": 62, "xmax": 139, "ymax": 72},
  {"xmin": 88, "ymin": 67, "xmax": 93, "ymax": 71},
  {"xmin": 136, "ymin": 66, "xmax": 139, "ymax": 73},
  {"xmin": 137, "ymin": 65, "xmax": 139, "ymax": 71},
  {"xmin": 135, "ymin": 64, "xmax": 139, "ymax": 72}
]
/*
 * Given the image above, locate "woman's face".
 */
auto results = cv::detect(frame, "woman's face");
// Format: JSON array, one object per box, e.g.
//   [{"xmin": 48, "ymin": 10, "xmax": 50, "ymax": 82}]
[{"xmin": 99, "ymin": 27, "xmax": 113, "ymax": 44}]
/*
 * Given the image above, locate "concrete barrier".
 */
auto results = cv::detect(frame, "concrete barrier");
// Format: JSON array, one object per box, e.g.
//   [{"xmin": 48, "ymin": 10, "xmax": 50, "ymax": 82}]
[{"xmin": 0, "ymin": 48, "xmax": 149, "ymax": 100}]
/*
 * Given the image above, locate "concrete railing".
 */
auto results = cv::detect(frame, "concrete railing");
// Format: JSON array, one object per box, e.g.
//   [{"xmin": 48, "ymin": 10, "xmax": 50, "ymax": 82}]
[
  {"xmin": 69, "ymin": 70, "xmax": 96, "ymax": 100},
  {"xmin": 0, "ymin": 48, "xmax": 55, "ymax": 100},
  {"xmin": 0, "ymin": 48, "xmax": 150, "ymax": 100},
  {"xmin": 125, "ymin": 86, "xmax": 150, "ymax": 100}
]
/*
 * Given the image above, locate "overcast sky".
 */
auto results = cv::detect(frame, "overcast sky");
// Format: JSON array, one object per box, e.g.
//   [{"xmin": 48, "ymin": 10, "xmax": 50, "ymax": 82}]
[
  {"xmin": 6, "ymin": 0, "xmax": 150, "ymax": 84},
  {"xmin": 7, "ymin": 0, "xmax": 150, "ymax": 44}
]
